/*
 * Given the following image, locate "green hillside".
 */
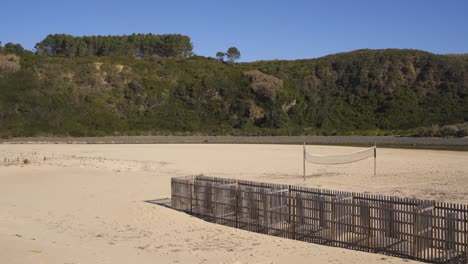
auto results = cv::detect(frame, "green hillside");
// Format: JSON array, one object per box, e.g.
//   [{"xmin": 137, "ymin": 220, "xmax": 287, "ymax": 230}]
[{"xmin": 0, "ymin": 41, "xmax": 467, "ymax": 137}]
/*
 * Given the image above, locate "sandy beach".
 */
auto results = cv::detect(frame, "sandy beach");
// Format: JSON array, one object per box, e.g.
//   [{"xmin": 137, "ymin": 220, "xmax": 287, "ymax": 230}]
[{"xmin": 1, "ymin": 144, "xmax": 467, "ymax": 264}]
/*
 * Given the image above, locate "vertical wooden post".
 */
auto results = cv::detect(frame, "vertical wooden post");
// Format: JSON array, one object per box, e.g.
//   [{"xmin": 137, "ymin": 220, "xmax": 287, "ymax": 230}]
[
  {"xmin": 170, "ymin": 180, "xmax": 174, "ymax": 209},
  {"xmin": 366, "ymin": 202, "xmax": 371, "ymax": 249},
  {"xmin": 263, "ymin": 190, "xmax": 268, "ymax": 227},
  {"xmin": 446, "ymin": 213, "xmax": 456, "ymax": 250},
  {"xmin": 384, "ymin": 203, "xmax": 395, "ymax": 238},
  {"xmin": 413, "ymin": 207, "xmax": 419, "ymax": 257},
  {"xmin": 296, "ymin": 193, "xmax": 303, "ymax": 226},
  {"xmin": 235, "ymin": 186, "xmax": 240, "ymax": 229},
  {"xmin": 193, "ymin": 178, "xmax": 197, "ymax": 210},
  {"xmin": 359, "ymin": 201, "xmax": 371, "ymax": 246},
  {"xmin": 288, "ymin": 185, "xmax": 292, "ymax": 223},
  {"xmin": 413, "ymin": 205, "xmax": 433, "ymax": 258},
  {"xmin": 464, "ymin": 208, "xmax": 468, "ymax": 264},
  {"xmin": 303, "ymin": 142, "xmax": 306, "ymax": 181},
  {"xmin": 464, "ymin": 208, "xmax": 467, "ymax": 264},
  {"xmin": 374, "ymin": 143, "xmax": 377, "ymax": 176},
  {"xmin": 206, "ymin": 182, "xmax": 213, "ymax": 215},
  {"xmin": 319, "ymin": 195, "xmax": 326, "ymax": 227},
  {"xmin": 331, "ymin": 197, "xmax": 336, "ymax": 240},
  {"xmin": 412, "ymin": 203, "xmax": 434, "ymax": 259},
  {"xmin": 292, "ymin": 193, "xmax": 296, "ymax": 240},
  {"xmin": 189, "ymin": 178, "xmax": 193, "ymax": 213}
]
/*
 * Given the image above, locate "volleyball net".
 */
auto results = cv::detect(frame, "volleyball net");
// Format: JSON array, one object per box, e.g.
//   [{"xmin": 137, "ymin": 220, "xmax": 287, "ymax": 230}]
[{"xmin": 302, "ymin": 144, "xmax": 377, "ymax": 179}]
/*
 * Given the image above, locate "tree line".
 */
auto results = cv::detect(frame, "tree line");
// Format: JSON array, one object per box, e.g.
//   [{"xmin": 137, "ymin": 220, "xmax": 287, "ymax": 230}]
[
  {"xmin": 1, "ymin": 36, "xmax": 243, "ymax": 63},
  {"xmin": 0, "ymin": 41, "xmax": 32, "ymax": 56},
  {"xmin": 34, "ymin": 33, "xmax": 193, "ymax": 58}
]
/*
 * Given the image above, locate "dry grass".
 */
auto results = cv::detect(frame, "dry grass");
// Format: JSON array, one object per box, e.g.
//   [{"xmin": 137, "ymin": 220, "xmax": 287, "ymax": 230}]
[
  {"xmin": 115, "ymin": 64, "xmax": 124, "ymax": 73},
  {"xmin": 94, "ymin": 62, "xmax": 103, "ymax": 70},
  {"xmin": 244, "ymin": 70, "xmax": 283, "ymax": 100},
  {"xmin": 248, "ymin": 101, "xmax": 265, "ymax": 121},
  {"xmin": 0, "ymin": 54, "xmax": 20, "ymax": 73}
]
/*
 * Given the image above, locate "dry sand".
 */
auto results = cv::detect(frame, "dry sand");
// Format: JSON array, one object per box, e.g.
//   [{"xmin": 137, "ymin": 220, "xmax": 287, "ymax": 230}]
[{"xmin": 1, "ymin": 144, "xmax": 467, "ymax": 264}]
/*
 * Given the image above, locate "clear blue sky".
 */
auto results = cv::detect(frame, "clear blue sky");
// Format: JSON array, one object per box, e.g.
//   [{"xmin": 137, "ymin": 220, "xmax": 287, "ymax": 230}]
[{"xmin": 3, "ymin": 0, "xmax": 468, "ymax": 62}]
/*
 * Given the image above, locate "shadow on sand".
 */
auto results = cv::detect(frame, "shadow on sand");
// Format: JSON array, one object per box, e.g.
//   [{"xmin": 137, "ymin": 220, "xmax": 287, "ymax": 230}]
[{"xmin": 144, "ymin": 198, "xmax": 171, "ymax": 208}]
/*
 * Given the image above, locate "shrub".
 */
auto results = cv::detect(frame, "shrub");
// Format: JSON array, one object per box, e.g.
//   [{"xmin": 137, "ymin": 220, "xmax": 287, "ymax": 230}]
[
  {"xmin": 456, "ymin": 123, "xmax": 468, "ymax": 129},
  {"xmin": 415, "ymin": 125, "xmax": 441, "ymax": 137},
  {"xmin": 456, "ymin": 127, "xmax": 468, "ymax": 138},
  {"xmin": 148, "ymin": 54, "xmax": 163, "ymax": 61},
  {"xmin": 244, "ymin": 70, "xmax": 283, "ymax": 101},
  {"xmin": 415, "ymin": 127, "xmax": 426, "ymax": 137},
  {"xmin": 439, "ymin": 125, "xmax": 458, "ymax": 137}
]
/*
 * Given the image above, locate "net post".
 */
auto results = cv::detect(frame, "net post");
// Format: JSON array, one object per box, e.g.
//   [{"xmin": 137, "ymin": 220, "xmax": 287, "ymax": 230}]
[
  {"xmin": 303, "ymin": 142, "xmax": 306, "ymax": 181},
  {"xmin": 374, "ymin": 142, "xmax": 377, "ymax": 176}
]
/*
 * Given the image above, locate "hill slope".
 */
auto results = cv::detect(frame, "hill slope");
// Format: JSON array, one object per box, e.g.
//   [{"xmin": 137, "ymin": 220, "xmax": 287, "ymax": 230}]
[{"xmin": 0, "ymin": 49, "xmax": 467, "ymax": 137}]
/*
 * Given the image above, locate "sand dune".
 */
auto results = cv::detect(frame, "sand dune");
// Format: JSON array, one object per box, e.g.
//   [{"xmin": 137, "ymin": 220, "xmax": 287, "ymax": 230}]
[{"xmin": 1, "ymin": 144, "xmax": 467, "ymax": 263}]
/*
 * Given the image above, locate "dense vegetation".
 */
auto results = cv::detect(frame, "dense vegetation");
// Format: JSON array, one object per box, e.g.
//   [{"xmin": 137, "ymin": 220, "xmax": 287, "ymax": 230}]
[
  {"xmin": 415, "ymin": 123, "xmax": 468, "ymax": 137},
  {"xmin": 0, "ymin": 41, "xmax": 33, "ymax": 57},
  {"xmin": 0, "ymin": 41, "xmax": 467, "ymax": 137},
  {"xmin": 34, "ymin": 34, "xmax": 193, "ymax": 58}
]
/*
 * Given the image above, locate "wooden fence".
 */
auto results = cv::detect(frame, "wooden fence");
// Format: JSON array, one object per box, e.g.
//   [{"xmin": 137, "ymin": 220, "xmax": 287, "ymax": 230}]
[{"xmin": 171, "ymin": 176, "xmax": 468, "ymax": 263}]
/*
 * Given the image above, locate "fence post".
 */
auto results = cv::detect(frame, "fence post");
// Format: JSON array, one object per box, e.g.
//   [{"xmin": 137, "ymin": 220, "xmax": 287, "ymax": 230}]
[
  {"xmin": 464, "ymin": 209, "xmax": 467, "ymax": 264},
  {"xmin": 331, "ymin": 197, "xmax": 336, "ymax": 241},
  {"xmin": 263, "ymin": 189, "xmax": 268, "ymax": 229},
  {"xmin": 446, "ymin": 213, "xmax": 456, "ymax": 250},
  {"xmin": 171, "ymin": 179, "xmax": 175, "ymax": 209},
  {"xmin": 367, "ymin": 201, "xmax": 371, "ymax": 249},
  {"xmin": 296, "ymin": 193, "xmax": 303, "ymax": 227},
  {"xmin": 193, "ymin": 178, "xmax": 198, "ymax": 210},
  {"xmin": 189, "ymin": 178, "xmax": 193, "ymax": 213},
  {"xmin": 235, "ymin": 186, "xmax": 239, "ymax": 229},
  {"xmin": 292, "ymin": 193, "xmax": 296, "ymax": 240},
  {"xmin": 319, "ymin": 195, "xmax": 326, "ymax": 228},
  {"xmin": 359, "ymin": 201, "xmax": 371, "ymax": 248},
  {"xmin": 464, "ymin": 209, "xmax": 468, "ymax": 264},
  {"xmin": 384, "ymin": 203, "xmax": 395, "ymax": 238},
  {"xmin": 413, "ymin": 206, "xmax": 420, "ymax": 258},
  {"xmin": 413, "ymin": 203, "xmax": 434, "ymax": 259},
  {"xmin": 288, "ymin": 185, "xmax": 292, "ymax": 224}
]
